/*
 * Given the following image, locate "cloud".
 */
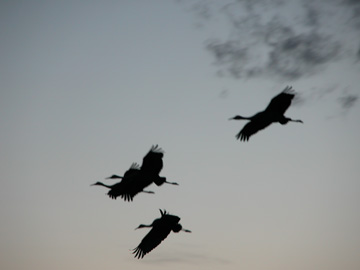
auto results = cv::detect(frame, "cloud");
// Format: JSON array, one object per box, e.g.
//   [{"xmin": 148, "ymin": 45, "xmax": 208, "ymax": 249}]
[
  {"xmin": 206, "ymin": 22, "xmax": 340, "ymax": 80},
  {"xmin": 182, "ymin": 0, "xmax": 360, "ymax": 81},
  {"xmin": 338, "ymin": 94, "xmax": 358, "ymax": 110},
  {"xmin": 179, "ymin": 0, "xmax": 360, "ymax": 114},
  {"xmin": 206, "ymin": 40, "xmax": 250, "ymax": 79},
  {"xmin": 266, "ymin": 30, "xmax": 340, "ymax": 80},
  {"xmin": 302, "ymin": 2, "xmax": 320, "ymax": 27},
  {"xmin": 298, "ymin": 85, "xmax": 359, "ymax": 114}
]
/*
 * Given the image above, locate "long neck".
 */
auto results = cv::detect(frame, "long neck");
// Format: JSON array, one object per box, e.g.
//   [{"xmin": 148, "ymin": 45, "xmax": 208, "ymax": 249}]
[
  {"xmin": 231, "ymin": 115, "xmax": 252, "ymax": 120},
  {"xmin": 137, "ymin": 224, "xmax": 153, "ymax": 229},
  {"xmin": 137, "ymin": 218, "xmax": 161, "ymax": 229},
  {"xmin": 91, "ymin": 182, "xmax": 112, "ymax": 188}
]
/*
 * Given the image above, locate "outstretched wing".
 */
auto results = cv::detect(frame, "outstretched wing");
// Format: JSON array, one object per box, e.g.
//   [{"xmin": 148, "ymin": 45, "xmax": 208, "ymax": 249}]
[
  {"xmin": 133, "ymin": 225, "xmax": 172, "ymax": 259},
  {"xmin": 141, "ymin": 145, "xmax": 164, "ymax": 175},
  {"xmin": 236, "ymin": 118, "xmax": 272, "ymax": 141},
  {"xmin": 264, "ymin": 86, "xmax": 295, "ymax": 115},
  {"xmin": 123, "ymin": 163, "xmax": 141, "ymax": 178},
  {"xmin": 106, "ymin": 181, "xmax": 128, "ymax": 200},
  {"xmin": 107, "ymin": 163, "xmax": 142, "ymax": 201}
]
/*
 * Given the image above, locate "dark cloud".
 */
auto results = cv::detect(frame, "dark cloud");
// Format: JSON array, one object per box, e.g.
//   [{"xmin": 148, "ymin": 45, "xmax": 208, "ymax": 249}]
[
  {"xmin": 301, "ymin": 85, "xmax": 359, "ymax": 113},
  {"xmin": 182, "ymin": 0, "xmax": 360, "ymax": 80},
  {"xmin": 338, "ymin": 94, "xmax": 359, "ymax": 109},
  {"xmin": 342, "ymin": 0, "xmax": 360, "ymax": 30},
  {"xmin": 345, "ymin": 0, "xmax": 360, "ymax": 5},
  {"xmin": 190, "ymin": 1, "xmax": 214, "ymax": 20},
  {"xmin": 266, "ymin": 31, "xmax": 340, "ymax": 79},
  {"xmin": 302, "ymin": 2, "xmax": 320, "ymax": 27},
  {"xmin": 179, "ymin": 0, "xmax": 360, "ymax": 113},
  {"xmin": 206, "ymin": 40, "xmax": 248, "ymax": 66},
  {"xmin": 351, "ymin": 6, "xmax": 360, "ymax": 29},
  {"xmin": 309, "ymin": 85, "xmax": 338, "ymax": 100},
  {"xmin": 206, "ymin": 40, "xmax": 250, "ymax": 79},
  {"xmin": 206, "ymin": 25, "xmax": 340, "ymax": 80}
]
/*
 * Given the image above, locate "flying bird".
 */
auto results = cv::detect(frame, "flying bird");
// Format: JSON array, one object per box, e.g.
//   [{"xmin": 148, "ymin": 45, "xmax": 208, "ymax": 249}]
[
  {"xmin": 91, "ymin": 163, "xmax": 154, "ymax": 201},
  {"xmin": 91, "ymin": 145, "xmax": 178, "ymax": 201},
  {"xmin": 132, "ymin": 209, "xmax": 191, "ymax": 259},
  {"xmin": 139, "ymin": 145, "xmax": 178, "ymax": 186},
  {"xmin": 229, "ymin": 86, "xmax": 303, "ymax": 141}
]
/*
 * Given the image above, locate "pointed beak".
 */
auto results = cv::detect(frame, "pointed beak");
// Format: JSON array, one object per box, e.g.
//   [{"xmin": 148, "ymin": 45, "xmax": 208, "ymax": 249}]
[
  {"xmin": 165, "ymin": 181, "xmax": 179, "ymax": 185},
  {"xmin": 105, "ymin": 175, "xmax": 123, "ymax": 179}
]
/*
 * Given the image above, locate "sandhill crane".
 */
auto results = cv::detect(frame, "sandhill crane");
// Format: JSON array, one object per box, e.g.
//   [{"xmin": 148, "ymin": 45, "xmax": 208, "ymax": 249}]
[
  {"xmin": 139, "ymin": 145, "xmax": 178, "ymax": 186},
  {"xmin": 91, "ymin": 145, "xmax": 178, "ymax": 201},
  {"xmin": 132, "ymin": 209, "xmax": 191, "ymax": 259},
  {"xmin": 229, "ymin": 86, "xmax": 303, "ymax": 141},
  {"xmin": 91, "ymin": 163, "xmax": 154, "ymax": 201}
]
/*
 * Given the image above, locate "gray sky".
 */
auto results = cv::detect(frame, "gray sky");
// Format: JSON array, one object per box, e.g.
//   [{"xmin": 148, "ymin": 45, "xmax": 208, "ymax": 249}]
[{"xmin": 1, "ymin": 1, "xmax": 360, "ymax": 270}]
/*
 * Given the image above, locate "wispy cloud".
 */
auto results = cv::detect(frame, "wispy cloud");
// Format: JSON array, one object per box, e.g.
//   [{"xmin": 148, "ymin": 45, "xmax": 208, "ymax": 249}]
[
  {"xmin": 207, "ymin": 25, "xmax": 340, "ymax": 80},
  {"xmin": 181, "ymin": 0, "xmax": 360, "ymax": 78},
  {"xmin": 199, "ymin": 0, "xmax": 357, "ymax": 81},
  {"xmin": 296, "ymin": 85, "xmax": 359, "ymax": 114},
  {"xmin": 338, "ymin": 94, "xmax": 358, "ymax": 110},
  {"xmin": 179, "ymin": 0, "xmax": 360, "ymax": 112}
]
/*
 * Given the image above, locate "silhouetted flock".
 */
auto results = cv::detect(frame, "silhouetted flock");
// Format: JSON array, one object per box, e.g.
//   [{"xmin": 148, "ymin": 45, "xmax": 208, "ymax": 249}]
[{"xmin": 92, "ymin": 86, "xmax": 302, "ymax": 259}]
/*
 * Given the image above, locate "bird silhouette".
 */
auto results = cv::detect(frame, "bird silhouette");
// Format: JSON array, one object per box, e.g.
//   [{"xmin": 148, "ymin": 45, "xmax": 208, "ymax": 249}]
[
  {"xmin": 132, "ymin": 209, "xmax": 191, "ymax": 259},
  {"xmin": 229, "ymin": 86, "xmax": 303, "ymax": 141},
  {"xmin": 139, "ymin": 145, "xmax": 178, "ymax": 187},
  {"xmin": 91, "ymin": 163, "xmax": 154, "ymax": 201},
  {"xmin": 91, "ymin": 145, "xmax": 178, "ymax": 201}
]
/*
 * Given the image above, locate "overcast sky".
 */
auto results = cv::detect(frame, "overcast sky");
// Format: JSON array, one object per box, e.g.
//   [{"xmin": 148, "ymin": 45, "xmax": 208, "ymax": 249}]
[{"xmin": 1, "ymin": 1, "xmax": 360, "ymax": 270}]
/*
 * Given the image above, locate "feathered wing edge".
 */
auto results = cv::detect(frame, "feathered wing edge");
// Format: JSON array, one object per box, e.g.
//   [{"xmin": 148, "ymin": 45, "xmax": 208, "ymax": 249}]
[
  {"xmin": 129, "ymin": 162, "xmax": 141, "ymax": 170},
  {"xmin": 149, "ymin": 144, "xmax": 164, "ymax": 154},
  {"xmin": 132, "ymin": 227, "xmax": 170, "ymax": 259},
  {"xmin": 264, "ymin": 85, "xmax": 296, "ymax": 116},
  {"xmin": 133, "ymin": 246, "xmax": 146, "ymax": 259},
  {"xmin": 107, "ymin": 189, "xmax": 134, "ymax": 201},
  {"xmin": 282, "ymin": 85, "xmax": 294, "ymax": 95},
  {"xmin": 236, "ymin": 120, "xmax": 272, "ymax": 141}
]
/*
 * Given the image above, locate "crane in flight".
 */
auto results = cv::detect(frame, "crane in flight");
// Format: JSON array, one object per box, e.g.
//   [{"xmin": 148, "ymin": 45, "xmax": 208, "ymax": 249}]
[
  {"xmin": 91, "ymin": 145, "xmax": 178, "ymax": 201},
  {"xmin": 229, "ymin": 86, "xmax": 303, "ymax": 141},
  {"xmin": 139, "ymin": 145, "xmax": 178, "ymax": 186},
  {"xmin": 132, "ymin": 209, "xmax": 191, "ymax": 259},
  {"xmin": 91, "ymin": 163, "xmax": 154, "ymax": 201}
]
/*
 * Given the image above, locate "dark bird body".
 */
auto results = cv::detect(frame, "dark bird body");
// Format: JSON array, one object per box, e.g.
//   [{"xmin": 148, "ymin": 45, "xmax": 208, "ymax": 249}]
[
  {"xmin": 230, "ymin": 86, "xmax": 303, "ymax": 141},
  {"xmin": 139, "ymin": 144, "xmax": 166, "ymax": 186},
  {"xmin": 91, "ymin": 163, "xmax": 151, "ymax": 201},
  {"xmin": 91, "ymin": 145, "xmax": 178, "ymax": 201},
  {"xmin": 133, "ymin": 209, "xmax": 191, "ymax": 259}
]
